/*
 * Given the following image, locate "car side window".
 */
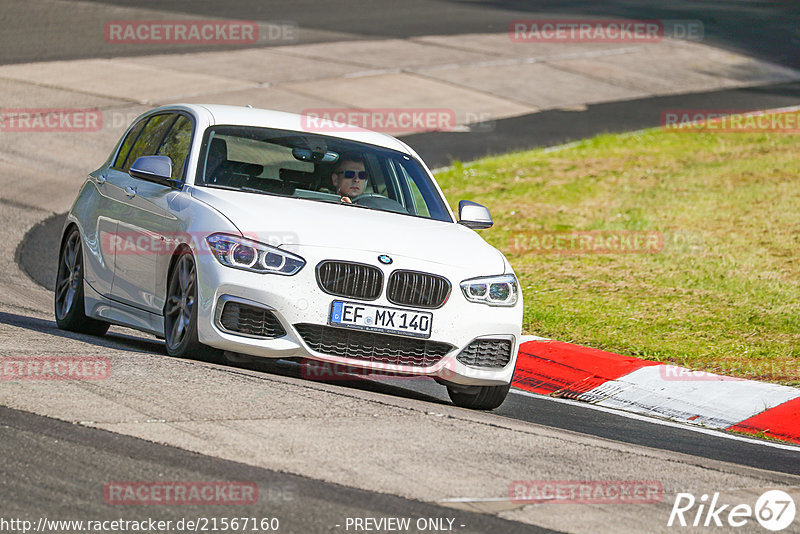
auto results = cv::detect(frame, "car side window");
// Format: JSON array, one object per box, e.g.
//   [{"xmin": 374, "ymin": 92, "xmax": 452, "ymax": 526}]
[
  {"xmin": 404, "ymin": 169, "xmax": 430, "ymax": 217},
  {"xmin": 121, "ymin": 114, "xmax": 177, "ymax": 173},
  {"xmin": 157, "ymin": 115, "xmax": 193, "ymax": 179},
  {"xmin": 113, "ymin": 119, "xmax": 147, "ymax": 169}
]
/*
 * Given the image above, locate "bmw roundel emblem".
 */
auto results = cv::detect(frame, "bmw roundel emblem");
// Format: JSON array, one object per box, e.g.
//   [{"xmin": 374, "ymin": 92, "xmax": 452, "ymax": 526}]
[{"xmin": 378, "ymin": 254, "xmax": 393, "ymax": 265}]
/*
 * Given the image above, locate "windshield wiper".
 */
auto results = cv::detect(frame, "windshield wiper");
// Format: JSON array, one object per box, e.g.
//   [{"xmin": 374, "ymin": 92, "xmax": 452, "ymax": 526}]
[
  {"xmin": 202, "ymin": 183, "xmax": 378, "ymax": 211},
  {"xmin": 201, "ymin": 183, "xmax": 241, "ymax": 191},
  {"xmin": 240, "ymin": 186, "xmax": 281, "ymax": 197}
]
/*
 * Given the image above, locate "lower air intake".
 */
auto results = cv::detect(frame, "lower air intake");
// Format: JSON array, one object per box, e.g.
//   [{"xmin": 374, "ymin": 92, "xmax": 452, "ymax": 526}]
[
  {"xmin": 294, "ymin": 324, "xmax": 452, "ymax": 367},
  {"xmin": 456, "ymin": 339, "xmax": 512, "ymax": 368},
  {"xmin": 219, "ymin": 301, "xmax": 286, "ymax": 338}
]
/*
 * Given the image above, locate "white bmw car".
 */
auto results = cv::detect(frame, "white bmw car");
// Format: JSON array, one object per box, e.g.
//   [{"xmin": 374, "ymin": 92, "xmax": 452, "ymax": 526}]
[{"xmin": 55, "ymin": 104, "xmax": 522, "ymax": 409}]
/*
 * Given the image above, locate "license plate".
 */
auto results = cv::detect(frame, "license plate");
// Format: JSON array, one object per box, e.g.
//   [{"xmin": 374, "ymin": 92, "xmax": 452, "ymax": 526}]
[{"xmin": 329, "ymin": 301, "xmax": 433, "ymax": 339}]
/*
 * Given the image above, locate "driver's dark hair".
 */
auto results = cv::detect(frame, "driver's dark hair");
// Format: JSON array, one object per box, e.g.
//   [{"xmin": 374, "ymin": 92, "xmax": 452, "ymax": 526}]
[{"xmin": 334, "ymin": 152, "xmax": 365, "ymax": 171}]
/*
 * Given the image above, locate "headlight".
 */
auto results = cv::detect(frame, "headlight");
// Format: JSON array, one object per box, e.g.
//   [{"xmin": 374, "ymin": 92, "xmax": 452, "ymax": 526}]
[
  {"xmin": 460, "ymin": 274, "xmax": 518, "ymax": 306},
  {"xmin": 205, "ymin": 234, "xmax": 305, "ymax": 275}
]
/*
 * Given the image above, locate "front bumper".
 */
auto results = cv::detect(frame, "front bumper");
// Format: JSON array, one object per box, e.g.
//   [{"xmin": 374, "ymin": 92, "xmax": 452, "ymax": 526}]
[{"xmin": 194, "ymin": 246, "xmax": 522, "ymax": 386}]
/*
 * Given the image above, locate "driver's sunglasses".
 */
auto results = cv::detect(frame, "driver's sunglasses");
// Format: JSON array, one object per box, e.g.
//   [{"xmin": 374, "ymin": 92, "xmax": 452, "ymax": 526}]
[{"xmin": 338, "ymin": 170, "xmax": 369, "ymax": 180}]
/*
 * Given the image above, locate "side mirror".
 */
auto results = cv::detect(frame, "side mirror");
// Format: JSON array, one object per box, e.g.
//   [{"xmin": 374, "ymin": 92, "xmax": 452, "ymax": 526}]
[
  {"xmin": 129, "ymin": 156, "xmax": 179, "ymax": 188},
  {"xmin": 458, "ymin": 200, "xmax": 493, "ymax": 229}
]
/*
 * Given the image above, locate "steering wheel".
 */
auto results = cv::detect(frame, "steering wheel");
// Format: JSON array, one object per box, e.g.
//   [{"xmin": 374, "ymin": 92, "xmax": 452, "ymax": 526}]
[{"xmin": 353, "ymin": 194, "xmax": 408, "ymax": 214}]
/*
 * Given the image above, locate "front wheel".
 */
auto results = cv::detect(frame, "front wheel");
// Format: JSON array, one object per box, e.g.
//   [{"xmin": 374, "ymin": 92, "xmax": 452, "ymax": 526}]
[
  {"xmin": 54, "ymin": 228, "xmax": 109, "ymax": 336},
  {"xmin": 446, "ymin": 383, "xmax": 510, "ymax": 410},
  {"xmin": 164, "ymin": 249, "xmax": 221, "ymax": 362}
]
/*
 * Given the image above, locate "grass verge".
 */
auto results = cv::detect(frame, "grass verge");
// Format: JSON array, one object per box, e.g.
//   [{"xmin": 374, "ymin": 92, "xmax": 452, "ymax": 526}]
[{"xmin": 436, "ymin": 114, "xmax": 800, "ymax": 386}]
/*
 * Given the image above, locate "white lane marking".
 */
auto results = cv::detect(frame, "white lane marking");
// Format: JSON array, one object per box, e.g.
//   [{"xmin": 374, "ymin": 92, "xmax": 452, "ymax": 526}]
[
  {"xmin": 510, "ymin": 388, "xmax": 800, "ymax": 452},
  {"xmin": 439, "ymin": 497, "xmax": 515, "ymax": 503},
  {"xmin": 579, "ymin": 366, "xmax": 800, "ymax": 429}
]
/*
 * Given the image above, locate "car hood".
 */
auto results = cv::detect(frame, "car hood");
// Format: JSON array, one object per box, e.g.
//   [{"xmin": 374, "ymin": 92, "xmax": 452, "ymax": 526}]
[{"xmin": 190, "ymin": 186, "xmax": 506, "ymax": 272}]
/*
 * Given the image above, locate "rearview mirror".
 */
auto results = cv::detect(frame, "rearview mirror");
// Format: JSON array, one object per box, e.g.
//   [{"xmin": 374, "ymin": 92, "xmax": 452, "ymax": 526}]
[
  {"xmin": 458, "ymin": 200, "xmax": 493, "ymax": 229},
  {"xmin": 292, "ymin": 147, "xmax": 339, "ymax": 163},
  {"xmin": 129, "ymin": 156, "xmax": 180, "ymax": 188}
]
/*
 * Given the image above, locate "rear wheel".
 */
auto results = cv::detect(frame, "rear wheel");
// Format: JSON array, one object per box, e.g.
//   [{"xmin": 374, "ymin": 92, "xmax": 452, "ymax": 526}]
[
  {"xmin": 54, "ymin": 228, "xmax": 109, "ymax": 336},
  {"xmin": 446, "ymin": 382, "xmax": 510, "ymax": 410},
  {"xmin": 164, "ymin": 249, "xmax": 221, "ymax": 362}
]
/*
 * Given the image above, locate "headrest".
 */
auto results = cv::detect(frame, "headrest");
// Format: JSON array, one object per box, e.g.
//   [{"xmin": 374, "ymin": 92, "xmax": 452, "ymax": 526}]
[
  {"xmin": 210, "ymin": 137, "xmax": 227, "ymax": 160},
  {"xmin": 205, "ymin": 137, "xmax": 228, "ymax": 180}
]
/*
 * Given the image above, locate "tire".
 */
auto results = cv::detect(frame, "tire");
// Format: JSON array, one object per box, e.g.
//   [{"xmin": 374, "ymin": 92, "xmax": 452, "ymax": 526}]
[
  {"xmin": 54, "ymin": 227, "xmax": 110, "ymax": 336},
  {"xmin": 446, "ymin": 382, "xmax": 511, "ymax": 410},
  {"xmin": 164, "ymin": 249, "xmax": 221, "ymax": 362}
]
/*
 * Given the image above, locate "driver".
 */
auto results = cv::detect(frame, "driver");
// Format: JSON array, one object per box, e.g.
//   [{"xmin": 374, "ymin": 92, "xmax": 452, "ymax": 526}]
[{"xmin": 331, "ymin": 153, "xmax": 368, "ymax": 203}]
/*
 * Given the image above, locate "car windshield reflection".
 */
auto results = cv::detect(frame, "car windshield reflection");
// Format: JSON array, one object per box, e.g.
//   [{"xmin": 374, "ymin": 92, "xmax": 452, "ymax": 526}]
[{"xmin": 197, "ymin": 126, "xmax": 452, "ymax": 222}]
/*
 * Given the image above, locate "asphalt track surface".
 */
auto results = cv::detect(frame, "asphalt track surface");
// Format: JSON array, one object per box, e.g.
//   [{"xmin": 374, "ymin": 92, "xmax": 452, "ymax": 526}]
[
  {"xmin": 5, "ymin": 1, "xmax": 800, "ymax": 530},
  {"xmin": 6, "ymin": 293, "xmax": 800, "ymax": 478},
  {"xmin": 1, "ymin": 405, "xmax": 555, "ymax": 534},
  {"xmin": 406, "ymin": 81, "xmax": 800, "ymax": 168},
  {"xmin": 3, "ymin": 1, "xmax": 798, "ymax": 69}
]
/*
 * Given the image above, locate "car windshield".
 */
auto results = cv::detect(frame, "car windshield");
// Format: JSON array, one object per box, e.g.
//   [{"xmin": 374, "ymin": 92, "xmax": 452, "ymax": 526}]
[{"xmin": 196, "ymin": 125, "xmax": 452, "ymax": 223}]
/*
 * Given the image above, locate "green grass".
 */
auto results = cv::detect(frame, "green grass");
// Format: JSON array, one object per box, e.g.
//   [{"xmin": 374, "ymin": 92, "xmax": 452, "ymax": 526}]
[{"xmin": 435, "ymin": 116, "xmax": 800, "ymax": 386}]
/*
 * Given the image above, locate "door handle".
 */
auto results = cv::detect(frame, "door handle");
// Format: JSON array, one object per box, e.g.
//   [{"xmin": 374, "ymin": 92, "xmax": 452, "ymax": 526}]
[{"xmin": 125, "ymin": 186, "xmax": 137, "ymax": 198}]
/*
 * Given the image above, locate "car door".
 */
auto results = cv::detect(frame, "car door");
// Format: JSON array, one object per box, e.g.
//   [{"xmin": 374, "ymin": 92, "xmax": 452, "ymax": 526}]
[
  {"xmin": 81, "ymin": 116, "xmax": 150, "ymax": 297},
  {"xmin": 110, "ymin": 113, "xmax": 192, "ymax": 313}
]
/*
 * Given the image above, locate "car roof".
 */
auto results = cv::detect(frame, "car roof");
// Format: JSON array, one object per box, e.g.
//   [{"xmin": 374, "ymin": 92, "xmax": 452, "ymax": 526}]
[{"xmin": 152, "ymin": 103, "xmax": 417, "ymax": 155}]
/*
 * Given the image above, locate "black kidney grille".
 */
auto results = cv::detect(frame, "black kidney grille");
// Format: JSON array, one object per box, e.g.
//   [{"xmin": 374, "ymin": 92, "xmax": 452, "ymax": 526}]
[
  {"xmin": 456, "ymin": 339, "xmax": 512, "ymax": 368},
  {"xmin": 294, "ymin": 324, "xmax": 453, "ymax": 367},
  {"xmin": 316, "ymin": 261, "xmax": 383, "ymax": 300},
  {"xmin": 219, "ymin": 301, "xmax": 286, "ymax": 338},
  {"xmin": 386, "ymin": 270, "xmax": 450, "ymax": 308}
]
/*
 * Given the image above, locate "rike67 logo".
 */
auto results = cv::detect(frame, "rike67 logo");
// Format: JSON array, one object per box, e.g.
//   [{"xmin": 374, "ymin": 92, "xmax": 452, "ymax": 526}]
[{"xmin": 668, "ymin": 490, "xmax": 796, "ymax": 531}]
